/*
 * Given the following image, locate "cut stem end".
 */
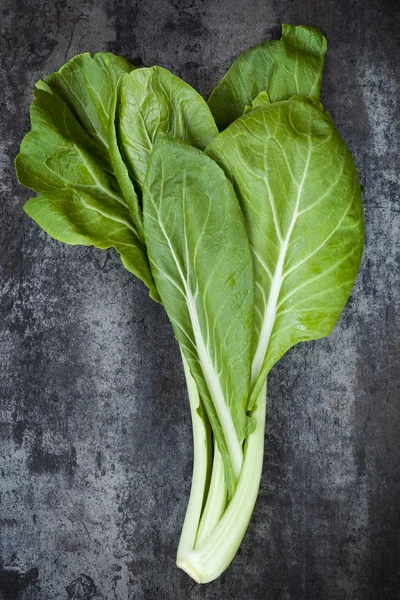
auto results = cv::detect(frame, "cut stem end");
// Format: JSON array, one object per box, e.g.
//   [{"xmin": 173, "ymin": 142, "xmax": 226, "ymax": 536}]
[{"xmin": 176, "ymin": 559, "xmax": 202, "ymax": 583}]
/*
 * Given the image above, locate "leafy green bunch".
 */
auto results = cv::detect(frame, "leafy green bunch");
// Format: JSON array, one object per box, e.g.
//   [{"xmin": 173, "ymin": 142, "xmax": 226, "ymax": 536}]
[{"xmin": 16, "ymin": 24, "xmax": 364, "ymax": 583}]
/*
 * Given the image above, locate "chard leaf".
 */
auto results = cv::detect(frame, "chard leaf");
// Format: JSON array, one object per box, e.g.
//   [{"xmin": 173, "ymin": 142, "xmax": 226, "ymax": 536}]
[
  {"xmin": 115, "ymin": 67, "xmax": 219, "ymax": 192},
  {"xmin": 208, "ymin": 24, "xmax": 327, "ymax": 131},
  {"xmin": 16, "ymin": 54, "xmax": 159, "ymax": 299},
  {"xmin": 207, "ymin": 97, "xmax": 364, "ymax": 405},
  {"xmin": 143, "ymin": 134, "xmax": 254, "ymax": 496}
]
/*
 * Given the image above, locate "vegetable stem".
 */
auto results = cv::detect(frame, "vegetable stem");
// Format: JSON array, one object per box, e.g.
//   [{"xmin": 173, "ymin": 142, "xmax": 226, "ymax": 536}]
[
  {"xmin": 177, "ymin": 352, "xmax": 212, "ymax": 561},
  {"xmin": 177, "ymin": 381, "xmax": 267, "ymax": 583},
  {"xmin": 195, "ymin": 442, "xmax": 226, "ymax": 546}
]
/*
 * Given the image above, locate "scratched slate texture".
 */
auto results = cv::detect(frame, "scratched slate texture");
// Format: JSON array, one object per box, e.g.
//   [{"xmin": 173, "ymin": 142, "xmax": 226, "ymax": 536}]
[{"xmin": 0, "ymin": 0, "xmax": 399, "ymax": 598}]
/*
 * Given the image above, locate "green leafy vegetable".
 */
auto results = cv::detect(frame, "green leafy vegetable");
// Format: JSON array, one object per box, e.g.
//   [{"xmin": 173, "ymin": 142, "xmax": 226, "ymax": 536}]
[
  {"xmin": 207, "ymin": 96, "xmax": 364, "ymax": 404},
  {"xmin": 208, "ymin": 24, "xmax": 327, "ymax": 130},
  {"xmin": 15, "ymin": 26, "xmax": 364, "ymax": 586},
  {"xmin": 143, "ymin": 133, "xmax": 254, "ymax": 496},
  {"xmin": 174, "ymin": 95, "xmax": 364, "ymax": 583},
  {"xmin": 15, "ymin": 52, "xmax": 159, "ymax": 298}
]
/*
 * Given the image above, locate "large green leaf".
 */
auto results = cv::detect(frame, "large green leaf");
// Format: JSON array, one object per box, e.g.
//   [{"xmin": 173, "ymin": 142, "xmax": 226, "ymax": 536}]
[
  {"xmin": 16, "ymin": 53, "xmax": 159, "ymax": 299},
  {"xmin": 115, "ymin": 67, "xmax": 218, "ymax": 193},
  {"xmin": 143, "ymin": 134, "xmax": 254, "ymax": 495},
  {"xmin": 208, "ymin": 24, "xmax": 327, "ymax": 131},
  {"xmin": 207, "ymin": 97, "xmax": 364, "ymax": 404}
]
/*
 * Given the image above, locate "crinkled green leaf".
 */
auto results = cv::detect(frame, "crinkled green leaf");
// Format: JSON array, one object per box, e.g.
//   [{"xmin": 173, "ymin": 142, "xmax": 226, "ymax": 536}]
[
  {"xmin": 116, "ymin": 66, "xmax": 218, "ymax": 193},
  {"xmin": 208, "ymin": 24, "xmax": 327, "ymax": 131},
  {"xmin": 207, "ymin": 97, "xmax": 364, "ymax": 405},
  {"xmin": 143, "ymin": 133, "xmax": 254, "ymax": 496},
  {"xmin": 15, "ymin": 53, "xmax": 159, "ymax": 300}
]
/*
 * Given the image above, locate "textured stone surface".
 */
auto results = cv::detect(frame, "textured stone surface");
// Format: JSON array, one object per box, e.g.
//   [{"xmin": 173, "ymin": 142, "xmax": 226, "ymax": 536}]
[{"xmin": 0, "ymin": 0, "xmax": 399, "ymax": 598}]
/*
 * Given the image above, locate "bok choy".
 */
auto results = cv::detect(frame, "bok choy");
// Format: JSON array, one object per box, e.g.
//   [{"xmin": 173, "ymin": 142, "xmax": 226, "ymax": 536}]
[{"xmin": 15, "ymin": 24, "xmax": 364, "ymax": 584}]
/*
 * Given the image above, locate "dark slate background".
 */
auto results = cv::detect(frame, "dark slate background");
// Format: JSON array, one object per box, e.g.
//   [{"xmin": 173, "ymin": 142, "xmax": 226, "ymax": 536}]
[{"xmin": 0, "ymin": 0, "xmax": 399, "ymax": 598}]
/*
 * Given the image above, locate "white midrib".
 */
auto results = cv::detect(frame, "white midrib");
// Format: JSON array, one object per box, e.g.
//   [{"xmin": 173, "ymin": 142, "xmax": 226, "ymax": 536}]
[
  {"xmin": 251, "ymin": 228, "xmax": 291, "ymax": 385},
  {"xmin": 251, "ymin": 145, "xmax": 311, "ymax": 386},
  {"xmin": 185, "ymin": 289, "xmax": 243, "ymax": 479},
  {"xmin": 155, "ymin": 210, "xmax": 243, "ymax": 480}
]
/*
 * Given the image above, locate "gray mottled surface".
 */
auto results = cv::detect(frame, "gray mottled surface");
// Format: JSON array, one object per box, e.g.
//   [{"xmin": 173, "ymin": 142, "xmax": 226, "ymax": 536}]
[{"xmin": 0, "ymin": 0, "xmax": 399, "ymax": 598}]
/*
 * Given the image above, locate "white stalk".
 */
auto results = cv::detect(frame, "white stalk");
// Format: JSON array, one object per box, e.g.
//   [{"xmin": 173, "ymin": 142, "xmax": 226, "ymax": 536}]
[
  {"xmin": 177, "ymin": 382, "xmax": 267, "ymax": 583},
  {"xmin": 195, "ymin": 442, "xmax": 226, "ymax": 546},
  {"xmin": 177, "ymin": 352, "xmax": 211, "ymax": 563}
]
